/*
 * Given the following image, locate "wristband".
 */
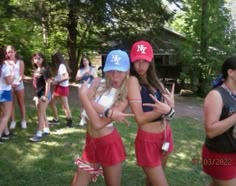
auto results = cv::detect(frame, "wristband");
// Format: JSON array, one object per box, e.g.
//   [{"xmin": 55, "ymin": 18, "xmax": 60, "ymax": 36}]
[
  {"xmin": 104, "ymin": 108, "xmax": 110, "ymax": 118},
  {"xmin": 164, "ymin": 107, "xmax": 175, "ymax": 119}
]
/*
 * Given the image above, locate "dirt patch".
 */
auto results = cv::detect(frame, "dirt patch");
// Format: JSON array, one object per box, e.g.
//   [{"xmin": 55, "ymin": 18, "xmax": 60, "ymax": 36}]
[{"xmin": 175, "ymin": 95, "xmax": 203, "ymax": 121}]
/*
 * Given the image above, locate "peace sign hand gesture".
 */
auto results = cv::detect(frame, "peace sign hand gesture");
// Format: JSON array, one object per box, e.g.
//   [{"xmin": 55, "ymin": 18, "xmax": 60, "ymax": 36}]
[
  {"xmin": 110, "ymin": 109, "xmax": 135, "ymax": 126},
  {"xmin": 143, "ymin": 94, "xmax": 171, "ymax": 115},
  {"xmin": 163, "ymin": 83, "xmax": 175, "ymax": 107}
]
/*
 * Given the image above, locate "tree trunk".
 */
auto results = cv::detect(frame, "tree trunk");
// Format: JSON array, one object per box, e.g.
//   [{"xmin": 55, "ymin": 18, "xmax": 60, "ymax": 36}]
[
  {"xmin": 198, "ymin": 0, "xmax": 209, "ymax": 95},
  {"xmin": 67, "ymin": 9, "xmax": 78, "ymax": 81}
]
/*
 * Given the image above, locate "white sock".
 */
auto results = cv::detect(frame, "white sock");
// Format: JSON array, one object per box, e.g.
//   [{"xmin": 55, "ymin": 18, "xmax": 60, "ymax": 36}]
[
  {"xmin": 43, "ymin": 128, "xmax": 50, "ymax": 133},
  {"xmin": 4, "ymin": 129, "xmax": 10, "ymax": 135},
  {"xmin": 36, "ymin": 130, "xmax": 43, "ymax": 137}
]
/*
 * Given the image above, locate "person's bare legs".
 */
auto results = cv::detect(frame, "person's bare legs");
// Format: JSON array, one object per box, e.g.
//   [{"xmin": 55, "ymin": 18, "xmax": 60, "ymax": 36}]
[
  {"xmin": 60, "ymin": 96, "xmax": 72, "ymax": 118},
  {"xmin": 142, "ymin": 154, "xmax": 169, "ymax": 186},
  {"xmin": 143, "ymin": 166, "xmax": 168, "ymax": 186},
  {"xmin": 102, "ymin": 163, "xmax": 122, "ymax": 186},
  {"xmin": 14, "ymin": 89, "xmax": 26, "ymax": 128},
  {"xmin": 9, "ymin": 91, "xmax": 16, "ymax": 129},
  {"xmin": 0, "ymin": 102, "xmax": 12, "ymax": 136},
  {"xmin": 49, "ymin": 94, "xmax": 59, "ymax": 120},
  {"xmin": 37, "ymin": 99, "xmax": 49, "ymax": 131},
  {"xmin": 71, "ymin": 163, "xmax": 100, "ymax": 186}
]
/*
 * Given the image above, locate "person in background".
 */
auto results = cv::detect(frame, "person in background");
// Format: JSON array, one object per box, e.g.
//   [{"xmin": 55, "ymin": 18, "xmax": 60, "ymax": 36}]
[
  {"xmin": 30, "ymin": 52, "xmax": 51, "ymax": 142},
  {"xmin": 202, "ymin": 56, "xmax": 236, "ymax": 186},
  {"xmin": 128, "ymin": 40, "xmax": 175, "ymax": 186},
  {"xmin": 75, "ymin": 56, "xmax": 97, "ymax": 127},
  {"xmin": 71, "ymin": 50, "xmax": 134, "ymax": 186},
  {"xmin": 0, "ymin": 47, "xmax": 14, "ymax": 143},
  {"xmin": 48, "ymin": 52, "xmax": 73, "ymax": 128},
  {"xmin": 5, "ymin": 45, "xmax": 27, "ymax": 129}
]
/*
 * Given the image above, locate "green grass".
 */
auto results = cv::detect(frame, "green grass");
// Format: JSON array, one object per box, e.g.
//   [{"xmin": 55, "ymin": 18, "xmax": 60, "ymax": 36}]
[{"xmin": 0, "ymin": 88, "xmax": 210, "ymax": 186}]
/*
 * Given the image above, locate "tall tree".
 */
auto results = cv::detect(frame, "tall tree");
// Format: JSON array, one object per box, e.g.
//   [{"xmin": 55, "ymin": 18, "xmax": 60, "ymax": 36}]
[
  {"xmin": 171, "ymin": 0, "xmax": 236, "ymax": 95},
  {"xmin": 198, "ymin": 0, "xmax": 208, "ymax": 94},
  {"xmin": 1, "ymin": 0, "xmax": 176, "ymax": 77}
]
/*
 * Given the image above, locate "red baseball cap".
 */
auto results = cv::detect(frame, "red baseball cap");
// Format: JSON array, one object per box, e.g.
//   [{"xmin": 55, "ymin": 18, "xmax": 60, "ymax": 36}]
[{"xmin": 130, "ymin": 40, "xmax": 153, "ymax": 63}]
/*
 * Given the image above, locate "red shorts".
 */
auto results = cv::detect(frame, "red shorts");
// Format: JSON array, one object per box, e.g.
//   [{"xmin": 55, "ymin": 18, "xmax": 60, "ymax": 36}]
[
  {"xmin": 53, "ymin": 85, "xmax": 69, "ymax": 96},
  {"xmin": 81, "ymin": 128, "xmax": 126, "ymax": 166},
  {"xmin": 202, "ymin": 145, "xmax": 236, "ymax": 180},
  {"xmin": 135, "ymin": 124, "xmax": 174, "ymax": 167}
]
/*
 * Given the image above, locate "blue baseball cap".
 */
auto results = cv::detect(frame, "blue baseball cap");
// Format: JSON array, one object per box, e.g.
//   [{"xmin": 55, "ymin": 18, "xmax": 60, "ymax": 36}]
[{"xmin": 103, "ymin": 50, "xmax": 130, "ymax": 72}]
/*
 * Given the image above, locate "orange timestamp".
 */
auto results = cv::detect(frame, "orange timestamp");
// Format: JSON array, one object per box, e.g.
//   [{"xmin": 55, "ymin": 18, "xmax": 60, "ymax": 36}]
[{"xmin": 191, "ymin": 157, "xmax": 232, "ymax": 166}]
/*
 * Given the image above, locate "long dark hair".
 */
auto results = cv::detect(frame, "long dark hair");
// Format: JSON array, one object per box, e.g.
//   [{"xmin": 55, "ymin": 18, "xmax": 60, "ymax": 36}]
[
  {"xmin": 78, "ymin": 56, "xmax": 92, "ymax": 69},
  {"xmin": 51, "ymin": 52, "xmax": 71, "ymax": 74},
  {"xmin": 31, "ymin": 52, "xmax": 48, "ymax": 69},
  {"xmin": 130, "ymin": 61, "xmax": 165, "ymax": 94}
]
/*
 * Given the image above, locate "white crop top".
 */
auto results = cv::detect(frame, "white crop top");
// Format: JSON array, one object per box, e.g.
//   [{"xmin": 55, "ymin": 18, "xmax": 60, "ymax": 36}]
[
  {"xmin": 82, "ymin": 87, "xmax": 117, "ymax": 127},
  {"xmin": 13, "ymin": 60, "xmax": 21, "ymax": 85}
]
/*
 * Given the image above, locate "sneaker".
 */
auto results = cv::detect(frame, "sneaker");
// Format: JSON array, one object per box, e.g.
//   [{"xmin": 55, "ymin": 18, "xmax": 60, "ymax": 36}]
[
  {"xmin": 48, "ymin": 119, "xmax": 60, "ymax": 125},
  {"xmin": 9, "ymin": 121, "xmax": 16, "ymax": 129},
  {"xmin": 43, "ymin": 132, "xmax": 50, "ymax": 136},
  {"xmin": 66, "ymin": 118, "xmax": 73, "ymax": 128},
  {"xmin": 21, "ymin": 120, "xmax": 27, "ymax": 129},
  {"xmin": 1, "ymin": 133, "xmax": 10, "ymax": 140},
  {"xmin": 1, "ymin": 132, "xmax": 16, "ymax": 140},
  {"xmin": 29, "ymin": 135, "xmax": 42, "ymax": 142},
  {"xmin": 79, "ymin": 117, "xmax": 86, "ymax": 126}
]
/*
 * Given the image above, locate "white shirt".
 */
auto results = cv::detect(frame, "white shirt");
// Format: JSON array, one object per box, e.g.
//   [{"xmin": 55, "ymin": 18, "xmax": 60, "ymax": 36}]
[
  {"xmin": 13, "ymin": 60, "xmax": 21, "ymax": 85},
  {"xmin": 82, "ymin": 87, "xmax": 118, "ymax": 127},
  {"xmin": 55, "ymin": 64, "xmax": 69, "ymax": 87},
  {"xmin": 0, "ymin": 64, "xmax": 12, "ymax": 90}
]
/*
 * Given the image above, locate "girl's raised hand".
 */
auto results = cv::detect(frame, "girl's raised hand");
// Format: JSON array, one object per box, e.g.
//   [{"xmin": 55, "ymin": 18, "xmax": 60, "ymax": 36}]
[
  {"xmin": 163, "ymin": 83, "xmax": 175, "ymax": 107},
  {"xmin": 110, "ymin": 109, "xmax": 134, "ymax": 126},
  {"xmin": 78, "ymin": 79, "xmax": 90, "ymax": 96},
  {"xmin": 143, "ymin": 94, "xmax": 171, "ymax": 115}
]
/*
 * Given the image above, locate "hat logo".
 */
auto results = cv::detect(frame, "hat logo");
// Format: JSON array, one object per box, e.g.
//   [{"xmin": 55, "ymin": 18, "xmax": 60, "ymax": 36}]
[
  {"xmin": 137, "ymin": 44, "xmax": 147, "ymax": 54},
  {"xmin": 111, "ymin": 55, "xmax": 121, "ymax": 65}
]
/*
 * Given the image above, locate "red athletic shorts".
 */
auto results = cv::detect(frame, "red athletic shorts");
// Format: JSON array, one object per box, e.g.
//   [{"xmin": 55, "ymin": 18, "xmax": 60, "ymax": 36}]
[
  {"xmin": 81, "ymin": 128, "xmax": 126, "ymax": 166},
  {"xmin": 53, "ymin": 85, "xmax": 69, "ymax": 96},
  {"xmin": 202, "ymin": 145, "xmax": 236, "ymax": 180},
  {"xmin": 135, "ymin": 124, "xmax": 174, "ymax": 167}
]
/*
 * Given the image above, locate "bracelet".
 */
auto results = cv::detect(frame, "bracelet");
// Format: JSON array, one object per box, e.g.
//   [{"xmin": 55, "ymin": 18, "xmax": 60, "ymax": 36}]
[
  {"xmin": 164, "ymin": 107, "xmax": 175, "ymax": 119},
  {"xmin": 104, "ymin": 108, "xmax": 110, "ymax": 118}
]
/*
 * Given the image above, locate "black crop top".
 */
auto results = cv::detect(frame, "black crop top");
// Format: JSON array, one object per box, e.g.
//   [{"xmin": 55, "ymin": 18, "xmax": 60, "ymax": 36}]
[{"xmin": 140, "ymin": 86, "xmax": 162, "ymax": 121}]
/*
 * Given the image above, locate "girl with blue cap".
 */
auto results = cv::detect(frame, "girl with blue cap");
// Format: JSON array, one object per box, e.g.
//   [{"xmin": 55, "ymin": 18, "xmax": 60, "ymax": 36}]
[{"xmin": 71, "ymin": 49, "xmax": 134, "ymax": 186}]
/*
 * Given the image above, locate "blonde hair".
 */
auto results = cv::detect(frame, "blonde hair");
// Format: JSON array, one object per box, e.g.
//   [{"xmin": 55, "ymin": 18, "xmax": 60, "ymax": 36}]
[{"xmin": 95, "ymin": 72, "xmax": 129, "ymax": 106}]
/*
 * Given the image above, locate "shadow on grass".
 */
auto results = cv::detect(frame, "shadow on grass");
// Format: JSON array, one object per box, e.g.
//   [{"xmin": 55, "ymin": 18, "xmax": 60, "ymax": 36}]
[{"xmin": 0, "ymin": 82, "xmax": 210, "ymax": 185}]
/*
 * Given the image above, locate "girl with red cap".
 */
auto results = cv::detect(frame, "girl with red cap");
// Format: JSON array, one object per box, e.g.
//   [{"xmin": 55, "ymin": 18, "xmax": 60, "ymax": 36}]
[{"xmin": 128, "ymin": 40, "xmax": 175, "ymax": 186}]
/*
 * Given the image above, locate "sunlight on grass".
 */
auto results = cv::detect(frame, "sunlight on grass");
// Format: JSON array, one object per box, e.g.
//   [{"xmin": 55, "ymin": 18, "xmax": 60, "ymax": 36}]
[
  {"xmin": 52, "ymin": 128, "xmax": 83, "ymax": 135},
  {"xmin": 0, "ymin": 85, "xmax": 211, "ymax": 186},
  {"xmin": 176, "ymin": 152, "xmax": 188, "ymax": 159}
]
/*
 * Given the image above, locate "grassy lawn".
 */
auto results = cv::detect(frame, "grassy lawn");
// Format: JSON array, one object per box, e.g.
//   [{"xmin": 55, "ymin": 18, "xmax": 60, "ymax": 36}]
[{"xmin": 0, "ymin": 85, "xmax": 210, "ymax": 186}]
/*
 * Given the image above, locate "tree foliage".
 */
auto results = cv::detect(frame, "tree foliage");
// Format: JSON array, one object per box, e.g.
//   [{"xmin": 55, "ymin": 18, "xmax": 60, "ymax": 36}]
[
  {"xmin": 1, "ymin": 0, "xmax": 176, "ymax": 78},
  {"xmin": 170, "ymin": 0, "xmax": 236, "ymax": 95}
]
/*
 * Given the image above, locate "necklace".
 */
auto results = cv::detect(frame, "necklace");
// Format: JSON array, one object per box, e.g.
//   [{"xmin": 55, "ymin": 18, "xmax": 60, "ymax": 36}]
[{"xmin": 222, "ymin": 83, "xmax": 236, "ymax": 101}]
